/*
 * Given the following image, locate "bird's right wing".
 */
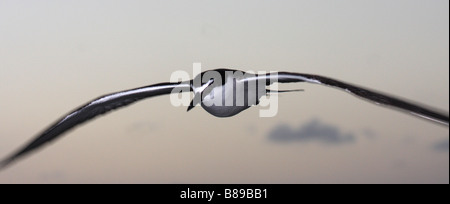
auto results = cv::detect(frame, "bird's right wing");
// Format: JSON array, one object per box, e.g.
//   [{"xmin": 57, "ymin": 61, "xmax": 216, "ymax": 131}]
[
  {"xmin": 249, "ymin": 72, "xmax": 449, "ymax": 126},
  {"xmin": 0, "ymin": 81, "xmax": 191, "ymax": 169}
]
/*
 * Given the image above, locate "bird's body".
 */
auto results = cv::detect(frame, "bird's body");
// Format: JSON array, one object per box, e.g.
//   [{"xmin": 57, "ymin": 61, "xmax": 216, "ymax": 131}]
[
  {"xmin": 192, "ymin": 69, "xmax": 262, "ymax": 117},
  {"xmin": 1, "ymin": 68, "xmax": 448, "ymax": 169}
]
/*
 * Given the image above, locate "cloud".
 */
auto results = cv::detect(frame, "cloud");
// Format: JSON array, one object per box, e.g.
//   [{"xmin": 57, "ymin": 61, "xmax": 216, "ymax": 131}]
[
  {"xmin": 433, "ymin": 139, "xmax": 449, "ymax": 152},
  {"xmin": 268, "ymin": 119, "xmax": 355, "ymax": 144}
]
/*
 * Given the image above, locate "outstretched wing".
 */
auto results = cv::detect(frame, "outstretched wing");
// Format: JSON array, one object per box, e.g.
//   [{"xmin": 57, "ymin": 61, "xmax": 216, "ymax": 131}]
[
  {"xmin": 251, "ymin": 72, "xmax": 449, "ymax": 126},
  {"xmin": 0, "ymin": 81, "xmax": 191, "ymax": 169}
]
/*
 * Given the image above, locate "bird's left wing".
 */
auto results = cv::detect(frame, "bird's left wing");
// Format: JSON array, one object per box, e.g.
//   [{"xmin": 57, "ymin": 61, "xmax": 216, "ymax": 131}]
[{"xmin": 0, "ymin": 81, "xmax": 191, "ymax": 169}]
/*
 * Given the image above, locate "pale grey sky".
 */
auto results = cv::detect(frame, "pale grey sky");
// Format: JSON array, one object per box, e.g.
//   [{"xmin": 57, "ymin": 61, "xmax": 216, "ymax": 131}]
[{"xmin": 0, "ymin": 0, "xmax": 448, "ymax": 183}]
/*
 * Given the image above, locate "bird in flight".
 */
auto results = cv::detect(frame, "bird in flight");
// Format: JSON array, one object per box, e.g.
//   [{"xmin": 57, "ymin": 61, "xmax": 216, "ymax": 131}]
[{"xmin": 1, "ymin": 69, "xmax": 448, "ymax": 169}]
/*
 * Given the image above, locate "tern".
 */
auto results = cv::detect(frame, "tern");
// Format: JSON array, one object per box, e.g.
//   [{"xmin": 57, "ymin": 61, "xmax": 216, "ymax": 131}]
[{"xmin": 1, "ymin": 69, "xmax": 448, "ymax": 169}]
